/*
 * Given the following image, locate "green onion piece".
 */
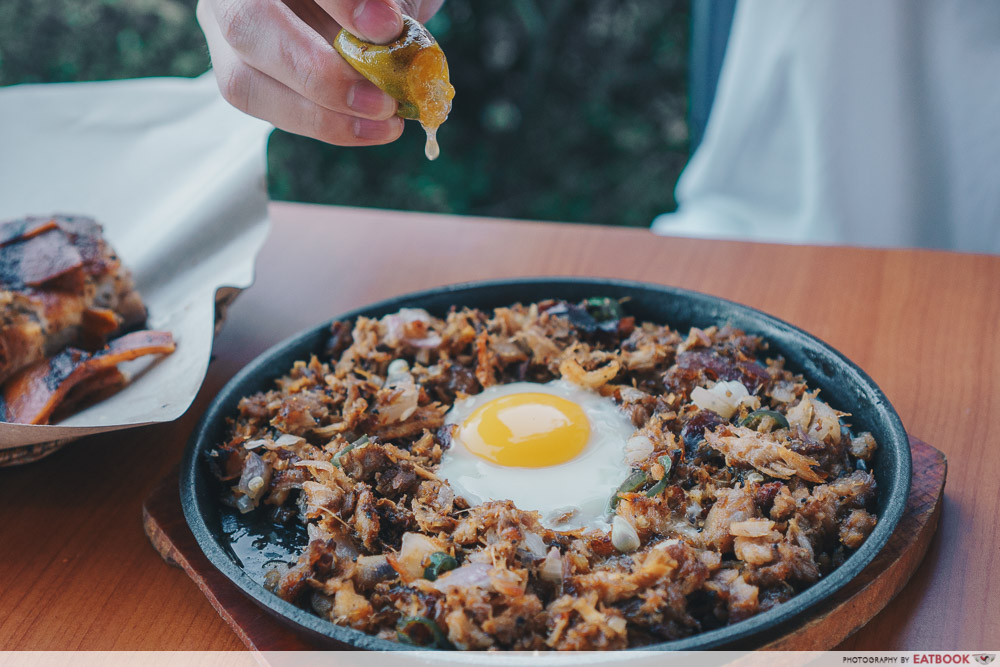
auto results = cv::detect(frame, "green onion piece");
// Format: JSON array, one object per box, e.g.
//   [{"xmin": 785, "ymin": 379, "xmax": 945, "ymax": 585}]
[
  {"xmin": 740, "ymin": 410, "xmax": 790, "ymax": 431},
  {"xmin": 584, "ymin": 296, "xmax": 624, "ymax": 322},
  {"xmin": 607, "ymin": 470, "xmax": 649, "ymax": 513},
  {"xmin": 423, "ymin": 551, "xmax": 458, "ymax": 581},
  {"xmin": 645, "ymin": 455, "xmax": 673, "ymax": 497},
  {"xmin": 332, "ymin": 435, "xmax": 369, "ymax": 467},
  {"xmin": 396, "ymin": 616, "xmax": 451, "ymax": 648},
  {"xmin": 645, "ymin": 479, "xmax": 668, "ymax": 498}
]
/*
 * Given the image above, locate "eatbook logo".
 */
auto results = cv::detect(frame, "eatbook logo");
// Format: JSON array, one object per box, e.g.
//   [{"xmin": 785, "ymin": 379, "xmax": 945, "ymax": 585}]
[{"xmin": 974, "ymin": 656, "xmax": 996, "ymax": 665}]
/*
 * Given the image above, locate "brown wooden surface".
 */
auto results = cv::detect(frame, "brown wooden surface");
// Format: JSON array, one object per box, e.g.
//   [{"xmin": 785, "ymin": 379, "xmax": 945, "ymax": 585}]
[
  {"xmin": 1, "ymin": 201, "xmax": 998, "ymax": 650},
  {"xmin": 139, "ymin": 436, "xmax": 945, "ymax": 652}
]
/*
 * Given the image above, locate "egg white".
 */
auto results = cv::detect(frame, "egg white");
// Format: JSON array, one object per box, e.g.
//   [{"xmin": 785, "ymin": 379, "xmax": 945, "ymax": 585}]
[{"xmin": 438, "ymin": 380, "xmax": 635, "ymax": 531}]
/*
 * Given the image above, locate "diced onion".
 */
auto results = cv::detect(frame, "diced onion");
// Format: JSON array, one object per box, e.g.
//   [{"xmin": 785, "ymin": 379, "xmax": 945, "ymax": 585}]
[
  {"xmin": 612, "ymin": 516, "xmax": 641, "ymax": 553},
  {"xmin": 237, "ymin": 451, "xmax": 271, "ymax": 507},
  {"xmin": 381, "ymin": 309, "xmax": 442, "ymax": 349},
  {"xmin": 247, "ymin": 476, "xmax": 265, "ymax": 494},
  {"xmin": 355, "ymin": 555, "xmax": 396, "ymax": 590},
  {"xmin": 397, "ymin": 532, "xmax": 446, "ymax": 581},
  {"xmin": 691, "ymin": 381, "xmax": 752, "ymax": 420},
  {"xmin": 273, "ymin": 433, "xmax": 305, "ymax": 448},
  {"xmin": 617, "ymin": 386, "xmax": 649, "ymax": 402},
  {"xmin": 729, "ymin": 519, "xmax": 777, "ymax": 538},
  {"xmin": 386, "ymin": 359, "xmax": 411, "ymax": 384},
  {"xmin": 235, "ymin": 495, "xmax": 255, "ymax": 514},
  {"xmin": 432, "ymin": 562, "xmax": 493, "ymax": 592},
  {"xmin": 521, "ymin": 531, "xmax": 547, "ymax": 559},
  {"xmin": 539, "ymin": 547, "xmax": 563, "ymax": 584},
  {"xmin": 624, "ymin": 435, "xmax": 654, "ymax": 466},
  {"xmin": 607, "ymin": 617, "xmax": 628, "ymax": 634}
]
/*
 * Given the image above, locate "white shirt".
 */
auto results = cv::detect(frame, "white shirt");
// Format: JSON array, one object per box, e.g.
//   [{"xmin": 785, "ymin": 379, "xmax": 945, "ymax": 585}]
[{"xmin": 652, "ymin": 0, "xmax": 1000, "ymax": 254}]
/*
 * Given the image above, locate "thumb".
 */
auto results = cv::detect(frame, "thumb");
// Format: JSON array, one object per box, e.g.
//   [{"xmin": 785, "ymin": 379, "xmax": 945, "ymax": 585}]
[{"xmin": 317, "ymin": 0, "xmax": 403, "ymax": 44}]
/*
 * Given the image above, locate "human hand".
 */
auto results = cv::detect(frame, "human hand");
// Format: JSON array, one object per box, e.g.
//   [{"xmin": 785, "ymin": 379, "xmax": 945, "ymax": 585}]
[{"xmin": 198, "ymin": 0, "xmax": 444, "ymax": 145}]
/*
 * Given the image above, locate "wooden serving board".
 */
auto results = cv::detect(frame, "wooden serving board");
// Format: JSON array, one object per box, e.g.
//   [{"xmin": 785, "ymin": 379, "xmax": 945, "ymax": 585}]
[{"xmin": 142, "ymin": 436, "xmax": 946, "ymax": 651}]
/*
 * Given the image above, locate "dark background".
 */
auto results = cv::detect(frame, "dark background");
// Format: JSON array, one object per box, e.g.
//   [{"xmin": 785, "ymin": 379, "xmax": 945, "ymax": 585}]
[{"xmin": 0, "ymin": 0, "xmax": 691, "ymax": 227}]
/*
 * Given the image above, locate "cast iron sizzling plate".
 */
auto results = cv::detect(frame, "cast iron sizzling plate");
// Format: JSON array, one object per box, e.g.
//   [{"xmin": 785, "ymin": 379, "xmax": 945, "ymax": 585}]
[{"xmin": 180, "ymin": 278, "xmax": 911, "ymax": 651}]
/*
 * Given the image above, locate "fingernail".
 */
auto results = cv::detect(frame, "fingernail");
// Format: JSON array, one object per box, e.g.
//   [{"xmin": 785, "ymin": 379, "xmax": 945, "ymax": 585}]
[
  {"xmin": 353, "ymin": 0, "xmax": 403, "ymax": 44},
  {"xmin": 353, "ymin": 117, "xmax": 401, "ymax": 141},
  {"xmin": 347, "ymin": 80, "xmax": 395, "ymax": 118}
]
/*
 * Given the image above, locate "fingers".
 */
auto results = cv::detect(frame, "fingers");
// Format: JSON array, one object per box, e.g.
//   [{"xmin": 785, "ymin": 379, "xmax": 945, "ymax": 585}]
[
  {"xmin": 197, "ymin": 0, "xmax": 447, "ymax": 146},
  {"xmin": 199, "ymin": 0, "xmax": 403, "ymax": 145},
  {"xmin": 313, "ymin": 0, "xmax": 403, "ymax": 44},
  {"xmin": 401, "ymin": 0, "xmax": 445, "ymax": 24},
  {"xmin": 281, "ymin": 0, "xmax": 342, "ymax": 43},
  {"xmin": 216, "ymin": 51, "xmax": 405, "ymax": 145},
  {"xmin": 312, "ymin": 0, "xmax": 445, "ymax": 41},
  {"xmin": 206, "ymin": 0, "xmax": 397, "ymax": 120}
]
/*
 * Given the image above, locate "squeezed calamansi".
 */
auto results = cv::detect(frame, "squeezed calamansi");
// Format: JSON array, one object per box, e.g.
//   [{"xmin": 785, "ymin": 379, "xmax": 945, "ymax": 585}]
[{"xmin": 334, "ymin": 15, "xmax": 454, "ymax": 160}]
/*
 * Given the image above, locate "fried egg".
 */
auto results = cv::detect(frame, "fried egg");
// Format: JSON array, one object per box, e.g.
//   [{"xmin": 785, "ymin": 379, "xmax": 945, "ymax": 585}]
[{"xmin": 438, "ymin": 380, "xmax": 635, "ymax": 531}]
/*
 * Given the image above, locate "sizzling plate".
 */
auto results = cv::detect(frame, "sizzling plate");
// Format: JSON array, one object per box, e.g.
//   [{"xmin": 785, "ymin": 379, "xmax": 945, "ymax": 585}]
[{"xmin": 181, "ymin": 277, "xmax": 911, "ymax": 651}]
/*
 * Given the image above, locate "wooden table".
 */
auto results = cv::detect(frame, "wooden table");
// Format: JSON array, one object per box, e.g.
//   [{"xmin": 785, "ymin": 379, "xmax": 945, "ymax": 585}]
[{"xmin": 1, "ymin": 202, "xmax": 997, "ymax": 650}]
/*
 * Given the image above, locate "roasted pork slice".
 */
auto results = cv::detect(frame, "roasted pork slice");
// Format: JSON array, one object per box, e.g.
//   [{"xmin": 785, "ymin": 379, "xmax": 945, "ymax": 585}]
[
  {"xmin": 0, "ymin": 215, "xmax": 147, "ymax": 385},
  {"xmin": 1, "ymin": 330, "xmax": 175, "ymax": 425}
]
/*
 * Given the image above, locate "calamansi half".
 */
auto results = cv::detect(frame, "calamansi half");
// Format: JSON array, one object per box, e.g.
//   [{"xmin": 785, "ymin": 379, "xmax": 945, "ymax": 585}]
[{"xmin": 334, "ymin": 15, "xmax": 455, "ymax": 160}]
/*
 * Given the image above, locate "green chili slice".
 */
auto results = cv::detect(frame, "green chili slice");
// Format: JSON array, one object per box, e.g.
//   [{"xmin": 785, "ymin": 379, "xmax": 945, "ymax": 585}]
[
  {"xmin": 584, "ymin": 296, "xmax": 624, "ymax": 322},
  {"xmin": 645, "ymin": 455, "xmax": 674, "ymax": 497},
  {"xmin": 396, "ymin": 615, "xmax": 451, "ymax": 648},
  {"xmin": 332, "ymin": 435, "xmax": 369, "ymax": 467},
  {"xmin": 423, "ymin": 551, "xmax": 458, "ymax": 581},
  {"xmin": 607, "ymin": 470, "xmax": 649, "ymax": 513},
  {"xmin": 740, "ymin": 409, "xmax": 789, "ymax": 431}
]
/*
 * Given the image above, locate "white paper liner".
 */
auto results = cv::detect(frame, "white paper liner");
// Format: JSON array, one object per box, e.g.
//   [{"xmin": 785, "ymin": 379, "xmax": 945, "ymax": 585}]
[{"xmin": 0, "ymin": 72, "xmax": 273, "ymax": 448}]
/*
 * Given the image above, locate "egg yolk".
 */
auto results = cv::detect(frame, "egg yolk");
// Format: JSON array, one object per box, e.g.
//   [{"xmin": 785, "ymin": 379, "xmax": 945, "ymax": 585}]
[{"xmin": 458, "ymin": 393, "xmax": 591, "ymax": 467}]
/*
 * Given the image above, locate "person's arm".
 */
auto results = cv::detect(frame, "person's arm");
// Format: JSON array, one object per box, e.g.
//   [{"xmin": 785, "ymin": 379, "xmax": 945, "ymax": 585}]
[{"xmin": 198, "ymin": 0, "xmax": 443, "ymax": 145}]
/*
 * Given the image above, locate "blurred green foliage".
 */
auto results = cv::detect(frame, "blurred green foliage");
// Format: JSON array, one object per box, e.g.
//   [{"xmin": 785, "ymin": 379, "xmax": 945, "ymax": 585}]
[
  {"xmin": 0, "ymin": 0, "xmax": 210, "ymax": 82},
  {"xmin": 0, "ymin": 0, "xmax": 689, "ymax": 227}
]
